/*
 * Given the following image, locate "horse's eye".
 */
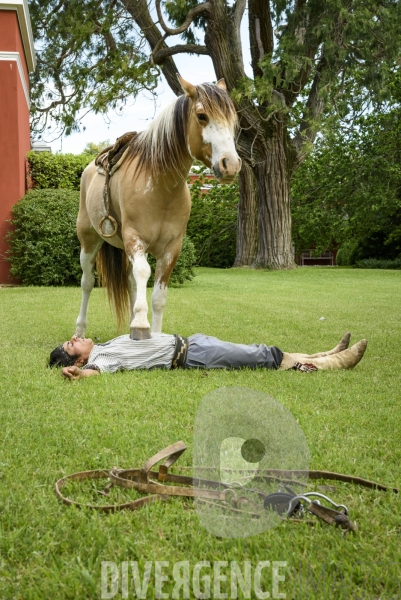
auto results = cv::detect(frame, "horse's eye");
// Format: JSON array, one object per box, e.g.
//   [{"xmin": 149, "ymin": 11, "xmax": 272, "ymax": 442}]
[{"xmin": 197, "ymin": 113, "xmax": 207, "ymax": 122}]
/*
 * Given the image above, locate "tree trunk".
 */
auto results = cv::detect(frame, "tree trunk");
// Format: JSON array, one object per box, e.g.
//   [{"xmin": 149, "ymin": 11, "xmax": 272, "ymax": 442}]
[
  {"xmin": 234, "ymin": 161, "xmax": 258, "ymax": 266},
  {"xmin": 202, "ymin": 0, "xmax": 296, "ymax": 269},
  {"xmin": 252, "ymin": 127, "xmax": 296, "ymax": 269}
]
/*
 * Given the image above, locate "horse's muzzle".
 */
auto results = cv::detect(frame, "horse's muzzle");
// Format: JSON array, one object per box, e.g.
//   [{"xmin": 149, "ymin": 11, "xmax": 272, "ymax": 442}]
[{"xmin": 213, "ymin": 156, "xmax": 241, "ymax": 183}]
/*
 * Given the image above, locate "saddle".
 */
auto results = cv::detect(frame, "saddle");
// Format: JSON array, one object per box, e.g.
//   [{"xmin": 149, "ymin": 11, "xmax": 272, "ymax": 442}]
[
  {"xmin": 95, "ymin": 131, "xmax": 137, "ymax": 176},
  {"xmin": 94, "ymin": 131, "xmax": 137, "ymax": 238}
]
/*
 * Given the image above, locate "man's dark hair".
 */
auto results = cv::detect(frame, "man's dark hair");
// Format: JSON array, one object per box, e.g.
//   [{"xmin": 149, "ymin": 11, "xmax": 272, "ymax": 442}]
[{"xmin": 48, "ymin": 345, "xmax": 79, "ymax": 368}]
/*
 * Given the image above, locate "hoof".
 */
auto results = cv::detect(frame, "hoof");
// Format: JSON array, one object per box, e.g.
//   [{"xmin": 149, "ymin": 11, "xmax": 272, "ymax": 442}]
[{"xmin": 130, "ymin": 327, "xmax": 151, "ymax": 341}]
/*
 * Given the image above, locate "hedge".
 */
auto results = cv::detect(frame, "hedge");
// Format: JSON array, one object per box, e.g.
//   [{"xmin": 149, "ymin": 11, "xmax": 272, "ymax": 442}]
[
  {"xmin": 7, "ymin": 189, "xmax": 82, "ymax": 285},
  {"xmin": 27, "ymin": 151, "xmax": 92, "ymax": 190},
  {"xmin": 7, "ymin": 189, "xmax": 196, "ymax": 286},
  {"xmin": 354, "ymin": 258, "xmax": 401, "ymax": 269}
]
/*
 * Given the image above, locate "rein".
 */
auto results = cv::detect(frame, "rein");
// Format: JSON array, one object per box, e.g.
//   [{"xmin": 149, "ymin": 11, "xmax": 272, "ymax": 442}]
[{"xmin": 55, "ymin": 441, "xmax": 398, "ymax": 532}]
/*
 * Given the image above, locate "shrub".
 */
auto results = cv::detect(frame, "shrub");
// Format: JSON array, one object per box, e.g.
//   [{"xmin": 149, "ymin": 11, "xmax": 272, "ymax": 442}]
[
  {"xmin": 7, "ymin": 189, "xmax": 82, "ymax": 285},
  {"xmin": 354, "ymin": 258, "xmax": 401, "ymax": 269},
  {"xmin": 187, "ymin": 175, "xmax": 238, "ymax": 268},
  {"xmin": 7, "ymin": 189, "xmax": 196, "ymax": 287},
  {"xmin": 27, "ymin": 151, "xmax": 92, "ymax": 190},
  {"xmin": 336, "ymin": 240, "xmax": 360, "ymax": 266},
  {"xmin": 352, "ymin": 229, "xmax": 401, "ymax": 263}
]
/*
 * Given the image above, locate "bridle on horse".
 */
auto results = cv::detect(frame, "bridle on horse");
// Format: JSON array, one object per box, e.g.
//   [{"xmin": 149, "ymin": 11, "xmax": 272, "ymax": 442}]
[{"xmin": 55, "ymin": 441, "xmax": 398, "ymax": 533}]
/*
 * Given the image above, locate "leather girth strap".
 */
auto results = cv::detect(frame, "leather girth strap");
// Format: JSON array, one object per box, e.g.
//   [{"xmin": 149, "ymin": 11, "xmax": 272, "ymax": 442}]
[
  {"xmin": 55, "ymin": 441, "xmax": 399, "ymax": 529},
  {"xmin": 94, "ymin": 131, "xmax": 137, "ymax": 238}
]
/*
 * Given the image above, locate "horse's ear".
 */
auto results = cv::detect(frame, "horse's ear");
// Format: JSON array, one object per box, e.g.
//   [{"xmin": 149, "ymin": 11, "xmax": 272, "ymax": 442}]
[
  {"xmin": 177, "ymin": 74, "xmax": 197, "ymax": 99},
  {"xmin": 216, "ymin": 79, "xmax": 227, "ymax": 91}
]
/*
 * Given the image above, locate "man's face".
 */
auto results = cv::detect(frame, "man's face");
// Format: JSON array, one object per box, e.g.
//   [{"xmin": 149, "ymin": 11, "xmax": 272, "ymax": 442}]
[{"xmin": 63, "ymin": 336, "xmax": 94, "ymax": 365}]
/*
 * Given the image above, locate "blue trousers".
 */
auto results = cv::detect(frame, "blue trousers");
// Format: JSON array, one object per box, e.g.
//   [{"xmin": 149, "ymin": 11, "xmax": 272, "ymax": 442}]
[{"xmin": 186, "ymin": 334, "xmax": 283, "ymax": 370}]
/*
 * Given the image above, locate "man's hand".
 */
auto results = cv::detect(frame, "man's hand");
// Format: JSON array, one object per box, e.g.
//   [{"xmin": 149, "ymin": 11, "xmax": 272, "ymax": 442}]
[{"xmin": 62, "ymin": 366, "xmax": 100, "ymax": 380}]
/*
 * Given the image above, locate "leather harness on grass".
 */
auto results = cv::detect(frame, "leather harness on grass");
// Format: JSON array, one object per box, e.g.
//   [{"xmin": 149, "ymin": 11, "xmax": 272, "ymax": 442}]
[{"xmin": 55, "ymin": 441, "xmax": 398, "ymax": 532}]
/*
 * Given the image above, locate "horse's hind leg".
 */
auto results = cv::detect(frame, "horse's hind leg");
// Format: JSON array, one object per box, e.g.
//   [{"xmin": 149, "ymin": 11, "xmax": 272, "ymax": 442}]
[
  {"xmin": 151, "ymin": 277, "xmax": 168, "ymax": 333},
  {"xmin": 75, "ymin": 236, "xmax": 103, "ymax": 337},
  {"xmin": 151, "ymin": 242, "xmax": 181, "ymax": 333}
]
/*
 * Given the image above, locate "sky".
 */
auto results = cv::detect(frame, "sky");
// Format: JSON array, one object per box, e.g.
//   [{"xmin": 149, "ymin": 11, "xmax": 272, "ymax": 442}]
[{"xmin": 45, "ymin": 10, "xmax": 253, "ymax": 154}]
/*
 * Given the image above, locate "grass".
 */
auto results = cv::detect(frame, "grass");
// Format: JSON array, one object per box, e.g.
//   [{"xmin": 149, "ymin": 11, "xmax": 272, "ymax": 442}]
[{"xmin": 0, "ymin": 266, "xmax": 400, "ymax": 599}]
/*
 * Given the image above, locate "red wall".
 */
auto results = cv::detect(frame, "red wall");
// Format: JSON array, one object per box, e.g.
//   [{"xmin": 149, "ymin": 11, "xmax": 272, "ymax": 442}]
[{"xmin": 0, "ymin": 10, "xmax": 31, "ymax": 282}]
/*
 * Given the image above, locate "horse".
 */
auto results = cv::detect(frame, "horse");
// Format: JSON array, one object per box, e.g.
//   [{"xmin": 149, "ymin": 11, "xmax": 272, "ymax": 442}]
[{"xmin": 75, "ymin": 76, "xmax": 241, "ymax": 340}]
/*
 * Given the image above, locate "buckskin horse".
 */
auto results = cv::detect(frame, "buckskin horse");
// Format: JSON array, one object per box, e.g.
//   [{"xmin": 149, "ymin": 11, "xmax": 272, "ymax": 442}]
[{"xmin": 75, "ymin": 77, "xmax": 241, "ymax": 340}]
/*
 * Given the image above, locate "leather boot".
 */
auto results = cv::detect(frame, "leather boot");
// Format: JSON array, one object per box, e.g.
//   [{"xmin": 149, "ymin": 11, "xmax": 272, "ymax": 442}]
[
  {"xmin": 280, "ymin": 332, "xmax": 351, "ymax": 366},
  {"xmin": 305, "ymin": 332, "xmax": 351, "ymax": 358},
  {"xmin": 279, "ymin": 352, "xmax": 299, "ymax": 370},
  {"xmin": 280, "ymin": 339, "xmax": 367, "ymax": 371},
  {"xmin": 308, "ymin": 340, "xmax": 367, "ymax": 370}
]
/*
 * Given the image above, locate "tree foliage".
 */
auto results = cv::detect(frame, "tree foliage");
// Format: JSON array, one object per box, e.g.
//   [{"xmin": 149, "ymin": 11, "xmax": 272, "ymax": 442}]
[
  {"xmin": 291, "ymin": 105, "xmax": 401, "ymax": 260},
  {"xmin": 83, "ymin": 140, "xmax": 112, "ymax": 156},
  {"xmin": 29, "ymin": 0, "xmax": 158, "ymax": 136},
  {"xmin": 30, "ymin": 1, "xmax": 401, "ymax": 142},
  {"xmin": 187, "ymin": 175, "xmax": 239, "ymax": 268},
  {"xmin": 29, "ymin": 0, "xmax": 401, "ymax": 268}
]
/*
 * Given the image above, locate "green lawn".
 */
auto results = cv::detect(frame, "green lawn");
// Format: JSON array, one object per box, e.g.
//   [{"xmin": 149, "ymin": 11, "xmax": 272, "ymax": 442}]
[{"xmin": 1, "ymin": 267, "xmax": 400, "ymax": 599}]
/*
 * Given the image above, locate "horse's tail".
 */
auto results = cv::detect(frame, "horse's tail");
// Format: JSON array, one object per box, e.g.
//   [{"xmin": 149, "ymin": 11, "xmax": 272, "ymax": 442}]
[{"xmin": 96, "ymin": 243, "xmax": 130, "ymax": 329}]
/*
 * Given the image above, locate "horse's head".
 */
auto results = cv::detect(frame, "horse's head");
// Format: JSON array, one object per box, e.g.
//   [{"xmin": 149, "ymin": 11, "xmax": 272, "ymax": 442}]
[{"xmin": 179, "ymin": 76, "xmax": 241, "ymax": 184}]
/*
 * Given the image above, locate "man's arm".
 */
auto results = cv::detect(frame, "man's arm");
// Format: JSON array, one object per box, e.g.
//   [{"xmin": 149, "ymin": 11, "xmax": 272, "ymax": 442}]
[{"xmin": 62, "ymin": 366, "xmax": 100, "ymax": 380}]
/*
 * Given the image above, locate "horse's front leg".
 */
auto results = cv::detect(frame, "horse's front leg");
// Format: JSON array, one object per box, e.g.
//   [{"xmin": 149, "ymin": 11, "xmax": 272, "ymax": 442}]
[
  {"xmin": 151, "ymin": 243, "xmax": 181, "ymax": 333},
  {"xmin": 127, "ymin": 264, "xmax": 137, "ymax": 325},
  {"xmin": 125, "ymin": 239, "xmax": 151, "ymax": 340},
  {"xmin": 75, "ymin": 238, "xmax": 103, "ymax": 337}
]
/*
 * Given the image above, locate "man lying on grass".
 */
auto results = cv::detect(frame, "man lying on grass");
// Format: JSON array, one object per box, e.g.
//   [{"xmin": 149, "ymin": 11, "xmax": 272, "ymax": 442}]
[{"xmin": 49, "ymin": 331, "xmax": 367, "ymax": 380}]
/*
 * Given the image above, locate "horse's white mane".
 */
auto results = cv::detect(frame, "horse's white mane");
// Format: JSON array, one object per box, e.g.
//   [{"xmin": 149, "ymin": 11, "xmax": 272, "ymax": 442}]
[{"xmin": 136, "ymin": 98, "xmax": 187, "ymax": 179}]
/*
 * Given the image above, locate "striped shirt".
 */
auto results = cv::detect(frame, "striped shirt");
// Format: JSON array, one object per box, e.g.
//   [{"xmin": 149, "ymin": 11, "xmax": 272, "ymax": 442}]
[{"xmin": 83, "ymin": 333, "xmax": 176, "ymax": 373}]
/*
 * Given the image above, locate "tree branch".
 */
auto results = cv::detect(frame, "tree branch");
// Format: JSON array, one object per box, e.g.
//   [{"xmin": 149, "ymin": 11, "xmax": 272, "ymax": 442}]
[
  {"xmin": 121, "ymin": 0, "xmax": 183, "ymax": 95},
  {"xmin": 292, "ymin": 54, "xmax": 327, "ymax": 169},
  {"xmin": 203, "ymin": 0, "xmax": 246, "ymax": 90},
  {"xmin": 45, "ymin": 0, "xmax": 65, "ymax": 21},
  {"xmin": 153, "ymin": 44, "xmax": 209, "ymax": 63},
  {"xmin": 248, "ymin": 0, "xmax": 274, "ymax": 79},
  {"xmin": 282, "ymin": 45, "xmax": 321, "ymax": 107},
  {"xmin": 94, "ymin": 21, "xmax": 117, "ymax": 52},
  {"xmin": 155, "ymin": 0, "xmax": 211, "ymax": 36},
  {"xmin": 233, "ymin": 0, "xmax": 247, "ymax": 28},
  {"xmin": 276, "ymin": 1, "xmax": 324, "ymax": 105},
  {"xmin": 280, "ymin": 0, "xmax": 308, "ymax": 44},
  {"xmin": 254, "ymin": 18, "xmax": 264, "ymax": 61}
]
